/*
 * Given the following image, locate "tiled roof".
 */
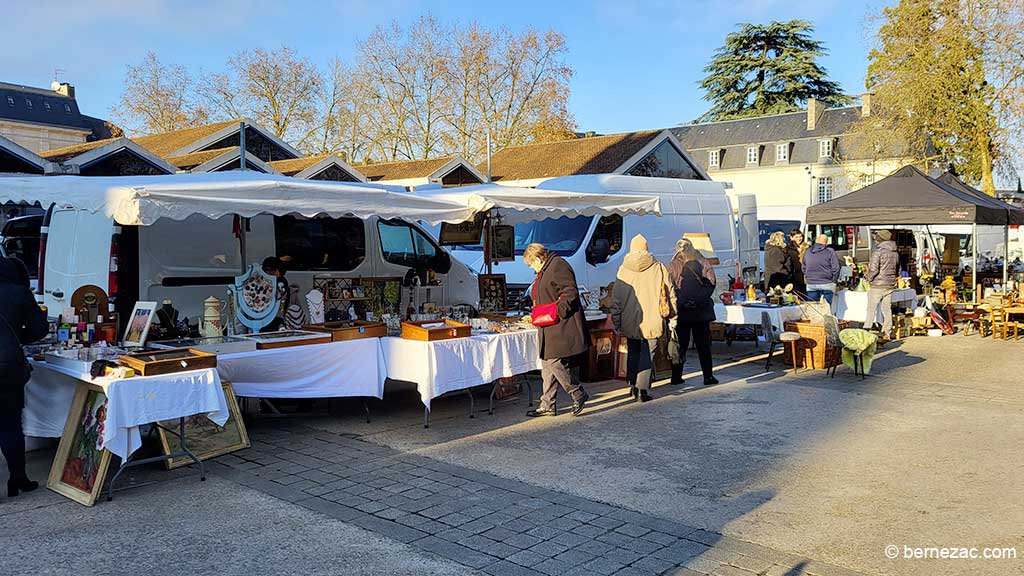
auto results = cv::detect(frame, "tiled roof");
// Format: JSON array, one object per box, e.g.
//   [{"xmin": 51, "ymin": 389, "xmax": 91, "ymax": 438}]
[
  {"xmin": 0, "ymin": 82, "xmax": 93, "ymax": 132},
  {"xmin": 166, "ymin": 147, "xmax": 236, "ymax": 169},
  {"xmin": 357, "ymin": 156, "xmax": 455, "ymax": 181},
  {"xmin": 268, "ymin": 154, "xmax": 334, "ymax": 176},
  {"xmin": 484, "ymin": 131, "xmax": 662, "ymax": 181},
  {"xmin": 38, "ymin": 139, "xmax": 112, "ymax": 162},
  {"xmin": 132, "ymin": 119, "xmax": 239, "ymax": 157}
]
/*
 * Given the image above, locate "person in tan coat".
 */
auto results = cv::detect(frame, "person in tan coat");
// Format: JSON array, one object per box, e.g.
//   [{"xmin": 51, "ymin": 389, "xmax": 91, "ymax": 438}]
[{"xmin": 611, "ymin": 235, "xmax": 675, "ymax": 402}]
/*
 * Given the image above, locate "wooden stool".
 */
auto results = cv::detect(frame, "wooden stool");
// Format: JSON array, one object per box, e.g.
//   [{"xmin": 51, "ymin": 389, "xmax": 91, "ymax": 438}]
[{"xmin": 779, "ymin": 331, "xmax": 803, "ymax": 374}]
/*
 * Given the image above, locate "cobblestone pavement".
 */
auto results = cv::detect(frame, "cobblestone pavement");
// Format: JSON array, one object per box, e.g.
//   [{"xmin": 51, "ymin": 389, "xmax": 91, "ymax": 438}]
[{"xmin": 207, "ymin": 422, "xmax": 864, "ymax": 576}]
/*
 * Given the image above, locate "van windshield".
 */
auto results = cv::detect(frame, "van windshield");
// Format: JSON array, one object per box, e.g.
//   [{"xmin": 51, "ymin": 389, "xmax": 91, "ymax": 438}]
[
  {"xmin": 456, "ymin": 216, "xmax": 593, "ymax": 256},
  {"xmin": 758, "ymin": 220, "xmax": 801, "ymax": 248}
]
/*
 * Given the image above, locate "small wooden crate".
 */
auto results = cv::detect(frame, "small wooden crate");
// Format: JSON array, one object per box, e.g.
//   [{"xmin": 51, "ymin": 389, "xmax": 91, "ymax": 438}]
[
  {"xmin": 303, "ymin": 321, "xmax": 387, "ymax": 342},
  {"xmin": 401, "ymin": 319, "xmax": 471, "ymax": 341},
  {"xmin": 119, "ymin": 348, "xmax": 217, "ymax": 376},
  {"xmin": 782, "ymin": 320, "xmax": 848, "ymax": 369},
  {"xmin": 479, "ymin": 311, "xmax": 526, "ymax": 323},
  {"xmin": 238, "ymin": 330, "xmax": 333, "ymax": 349}
]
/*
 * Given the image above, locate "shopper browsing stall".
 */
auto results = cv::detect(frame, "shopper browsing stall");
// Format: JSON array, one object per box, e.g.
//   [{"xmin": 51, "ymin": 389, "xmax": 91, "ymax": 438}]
[
  {"xmin": 764, "ymin": 231, "xmax": 793, "ymax": 291},
  {"xmin": 669, "ymin": 239, "xmax": 718, "ymax": 386},
  {"xmin": 611, "ymin": 235, "xmax": 675, "ymax": 403},
  {"xmin": 260, "ymin": 256, "xmax": 291, "ymax": 332},
  {"xmin": 802, "ymin": 234, "xmax": 841, "ymax": 304},
  {"xmin": 0, "ymin": 256, "xmax": 48, "ymax": 498},
  {"xmin": 864, "ymin": 230, "xmax": 900, "ymax": 340},
  {"xmin": 787, "ymin": 229, "xmax": 807, "ymax": 297},
  {"xmin": 524, "ymin": 243, "xmax": 589, "ymax": 417}
]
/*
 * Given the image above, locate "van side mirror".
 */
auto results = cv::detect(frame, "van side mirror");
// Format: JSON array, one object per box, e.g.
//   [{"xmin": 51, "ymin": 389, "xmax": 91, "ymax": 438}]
[{"xmin": 587, "ymin": 239, "xmax": 611, "ymax": 265}]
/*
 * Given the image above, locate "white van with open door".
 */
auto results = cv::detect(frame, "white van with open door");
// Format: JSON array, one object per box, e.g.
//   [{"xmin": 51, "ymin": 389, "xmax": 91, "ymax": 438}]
[
  {"xmin": 440, "ymin": 174, "xmax": 757, "ymax": 307},
  {"xmin": 39, "ymin": 207, "xmax": 478, "ymax": 324}
]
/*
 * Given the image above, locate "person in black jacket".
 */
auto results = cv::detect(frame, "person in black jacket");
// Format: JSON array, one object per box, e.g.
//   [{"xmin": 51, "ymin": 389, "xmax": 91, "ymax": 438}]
[
  {"xmin": 0, "ymin": 256, "xmax": 49, "ymax": 498},
  {"xmin": 763, "ymin": 231, "xmax": 792, "ymax": 291},
  {"xmin": 668, "ymin": 242, "xmax": 718, "ymax": 386},
  {"xmin": 523, "ymin": 243, "xmax": 589, "ymax": 417},
  {"xmin": 785, "ymin": 229, "xmax": 807, "ymax": 297}
]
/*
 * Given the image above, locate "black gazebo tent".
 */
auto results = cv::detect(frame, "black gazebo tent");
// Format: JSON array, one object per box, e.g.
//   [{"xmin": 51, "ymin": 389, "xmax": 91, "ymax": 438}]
[{"xmin": 806, "ymin": 165, "xmax": 1024, "ymax": 294}]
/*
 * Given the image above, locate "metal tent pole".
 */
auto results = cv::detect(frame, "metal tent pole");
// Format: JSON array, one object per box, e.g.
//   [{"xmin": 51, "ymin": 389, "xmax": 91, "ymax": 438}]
[
  {"xmin": 972, "ymin": 223, "xmax": 978, "ymax": 302},
  {"xmin": 1004, "ymin": 224, "xmax": 1010, "ymax": 288}
]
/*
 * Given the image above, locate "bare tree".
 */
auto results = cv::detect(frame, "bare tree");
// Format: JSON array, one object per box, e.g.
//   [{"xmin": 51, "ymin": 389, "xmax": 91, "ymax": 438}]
[
  {"xmin": 199, "ymin": 46, "xmax": 323, "ymax": 149},
  {"xmin": 110, "ymin": 52, "xmax": 208, "ymax": 136}
]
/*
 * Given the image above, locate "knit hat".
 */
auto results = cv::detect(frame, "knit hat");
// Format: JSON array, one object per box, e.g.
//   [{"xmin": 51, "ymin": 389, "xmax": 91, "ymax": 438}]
[
  {"xmin": 876, "ymin": 230, "xmax": 892, "ymax": 241},
  {"xmin": 629, "ymin": 234, "xmax": 648, "ymax": 253}
]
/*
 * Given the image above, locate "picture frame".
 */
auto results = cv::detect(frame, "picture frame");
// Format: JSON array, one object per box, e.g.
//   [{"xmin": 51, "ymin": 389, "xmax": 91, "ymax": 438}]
[
  {"xmin": 490, "ymin": 225, "xmax": 515, "ymax": 262},
  {"xmin": 439, "ymin": 215, "xmax": 484, "ymax": 246},
  {"xmin": 157, "ymin": 381, "xmax": 250, "ymax": 470},
  {"xmin": 122, "ymin": 300, "xmax": 158, "ymax": 347},
  {"xmin": 47, "ymin": 383, "xmax": 113, "ymax": 507},
  {"xmin": 478, "ymin": 274, "xmax": 508, "ymax": 312}
]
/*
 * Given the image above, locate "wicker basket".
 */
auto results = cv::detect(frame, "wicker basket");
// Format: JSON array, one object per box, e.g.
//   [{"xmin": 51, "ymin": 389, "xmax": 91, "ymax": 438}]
[{"xmin": 782, "ymin": 320, "xmax": 848, "ymax": 369}]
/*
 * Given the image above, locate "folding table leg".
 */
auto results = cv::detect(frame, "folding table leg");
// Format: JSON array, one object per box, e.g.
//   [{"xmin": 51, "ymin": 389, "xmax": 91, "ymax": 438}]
[
  {"xmin": 424, "ymin": 407, "xmax": 430, "ymax": 429},
  {"xmin": 465, "ymin": 389, "xmax": 475, "ymax": 419},
  {"xmin": 361, "ymin": 399, "xmax": 370, "ymax": 424}
]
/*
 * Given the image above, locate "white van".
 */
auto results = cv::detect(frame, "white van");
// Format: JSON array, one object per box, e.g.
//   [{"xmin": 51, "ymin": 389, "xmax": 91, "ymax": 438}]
[
  {"xmin": 39, "ymin": 208, "xmax": 478, "ymax": 324},
  {"xmin": 438, "ymin": 174, "xmax": 758, "ymax": 306}
]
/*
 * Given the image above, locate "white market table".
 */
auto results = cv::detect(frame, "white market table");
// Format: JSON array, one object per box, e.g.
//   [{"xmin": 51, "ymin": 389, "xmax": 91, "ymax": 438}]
[
  {"xmin": 714, "ymin": 304, "xmax": 806, "ymax": 329},
  {"xmin": 380, "ymin": 329, "xmax": 542, "ymax": 427},
  {"xmin": 24, "ymin": 361, "xmax": 228, "ymax": 501},
  {"xmin": 216, "ymin": 339, "xmax": 386, "ymax": 400},
  {"xmin": 833, "ymin": 288, "xmax": 919, "ymax": 323}
]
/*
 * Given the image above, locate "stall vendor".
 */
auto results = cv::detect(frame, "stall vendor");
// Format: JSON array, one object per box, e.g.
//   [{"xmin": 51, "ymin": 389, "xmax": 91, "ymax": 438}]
[{"xmin": 261, "ymin": 256, "xmax": 291, "ymax": 332}]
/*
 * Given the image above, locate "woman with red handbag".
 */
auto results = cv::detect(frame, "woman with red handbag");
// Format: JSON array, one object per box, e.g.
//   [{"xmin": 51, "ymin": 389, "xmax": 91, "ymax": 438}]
[
  {"xmin": 611, "ymin": 235, "xmax": 675, "ymax": 403},
  {"xmin": 524, "ymin": 244, "xmax": 589, "ymax": 417}
]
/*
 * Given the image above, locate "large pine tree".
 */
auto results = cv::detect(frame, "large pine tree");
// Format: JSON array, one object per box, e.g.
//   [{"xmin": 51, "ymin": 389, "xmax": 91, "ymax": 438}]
[{"xmin": 698, "ymin": 20, "xmax": 850, "ymax": 122}]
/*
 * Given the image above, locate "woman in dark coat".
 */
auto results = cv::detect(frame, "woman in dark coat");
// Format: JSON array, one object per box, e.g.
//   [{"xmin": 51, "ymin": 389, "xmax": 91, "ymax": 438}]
[
  {"xmin": 668, "ymin": 241, "xmax": 718, "ymax": 386},
  {"xmin": 524, "ymin": 243, "xmax": 589, "ymax": 417},
  {"xmin": 763, "ymin": 231, "xmax": 793, "ymax": 291},
  {"xmin": 0, "ymin": 256, "xmax": 49, "ymax": 497}
]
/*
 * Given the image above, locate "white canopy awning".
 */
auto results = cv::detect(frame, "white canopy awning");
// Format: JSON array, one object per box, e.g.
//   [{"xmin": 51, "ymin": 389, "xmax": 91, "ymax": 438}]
[
  {"xmin": 414, "ymin": 182, "xmax": 661, "ymax": 224},
  {"xmin": 0, "ymin": 172, "xmax": 479, "ymax": 226}
]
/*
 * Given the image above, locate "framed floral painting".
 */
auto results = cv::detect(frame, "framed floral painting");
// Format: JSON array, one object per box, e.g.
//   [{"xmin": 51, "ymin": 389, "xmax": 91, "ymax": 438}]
[
  {"xmin": 157, "ymin": 381, "xmax": 250, "ymax": 469},
  {"xmin": 47, "ymin": 384, "xmax": 113, "ymax": 506}
]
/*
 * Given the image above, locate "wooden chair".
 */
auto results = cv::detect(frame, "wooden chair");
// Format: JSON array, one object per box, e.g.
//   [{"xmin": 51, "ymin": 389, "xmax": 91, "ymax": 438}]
[
  {"xmin": 989, "ymin": 308, "xmax": 1018, "ymax": 340},
  {"xmin": 761, "ymin": 312, "xmax": 802, "ymax": 373}
]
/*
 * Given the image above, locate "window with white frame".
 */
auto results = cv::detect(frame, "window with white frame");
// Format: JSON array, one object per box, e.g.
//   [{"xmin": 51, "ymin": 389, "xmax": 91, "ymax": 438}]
[
  {"xmin": 775, "ymin": 143, "xmax": 788, "ymax": 162},
  {"xmin": 746, "ymin": 146, "xmax": 759, "ymax": 165},
  {"xmin": 817, "ymin": 176, "xmax": 834, "ymax": 203},
  {"xmin": 708, "ymin": 149, "xmax": 719, "ymax": 169},
  {"xmin": 819, "ymin": 139, "xmax": 834, "ymax": 159},
  {"xmin": 859, "ymin": 173, "xmax": 874, "ymax": 189}
]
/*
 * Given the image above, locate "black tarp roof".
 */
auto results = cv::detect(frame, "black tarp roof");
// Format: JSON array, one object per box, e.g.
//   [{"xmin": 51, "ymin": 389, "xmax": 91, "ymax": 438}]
[{"xmin": 805, "ymin": 165, "xmax": 1024, "ymax": 226}]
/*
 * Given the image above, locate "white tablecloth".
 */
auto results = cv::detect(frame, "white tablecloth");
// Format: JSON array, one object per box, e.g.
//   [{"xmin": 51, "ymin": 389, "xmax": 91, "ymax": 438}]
[
  {"xmin": 380, "ymin": 329, "xmax": 542, "ymax": 409},
  {"xmin": 714, "ymin": 304, "xmax": 806, "ymax": 328},
  {"xmin": 24, "ymin": 362, "xmax": 228, "ymax": 460},
  {"xmin": 217, "ymin": 339, "xmax": 385, "ymax": 399},
  {"xmin": 834, "ymin": 289, "xmax": 918, "ymax": 323}
]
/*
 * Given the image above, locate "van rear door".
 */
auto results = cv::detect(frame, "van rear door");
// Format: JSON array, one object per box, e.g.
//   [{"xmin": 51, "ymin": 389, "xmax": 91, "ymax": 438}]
[
  {"xmin": 734, "ymin": 194, "xmax": 759, "ymax": 281},
  {"xmin": 43, "ymin": 208, "xmax": 113, "ymax": 312}
]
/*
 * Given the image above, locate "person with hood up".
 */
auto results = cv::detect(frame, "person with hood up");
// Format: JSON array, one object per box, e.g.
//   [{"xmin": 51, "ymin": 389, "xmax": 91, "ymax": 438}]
[
  {"xmin": 0, "ymin": 256, "xmax": 48, "ymax": 499},
  {"xmin": 611, "ymin": 235, "xmax": 675, "ymax": 403},
  {"xmin": 763, "ymin": 231, "xmax": 792, "ymax": 291},
  {"xmin": 668, "ymin": 239, "xmax": 718, "ymax": 386},
  {"xmin": 864, "ymin": 230, "xmax": 900, "ymax": 339},
  {"xmin": 802, "ymin": 234, "xmax": 841, "ymax": 304}
]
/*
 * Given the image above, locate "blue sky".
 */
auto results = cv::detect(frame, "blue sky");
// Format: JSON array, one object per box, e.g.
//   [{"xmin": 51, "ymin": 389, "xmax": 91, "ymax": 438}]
[{"xmin": 4, "ymin": 0, "xmax": 888, "ymax": 134}]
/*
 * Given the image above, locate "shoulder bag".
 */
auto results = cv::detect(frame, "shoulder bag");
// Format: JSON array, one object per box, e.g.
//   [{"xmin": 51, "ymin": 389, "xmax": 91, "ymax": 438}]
[
  {"xmin": 659, "ymin": 265, "xmax": 674, "ymax": 318},
  {"xmin": 0, "ymin": 309, "xmax": 33, "ymax": 385},
  {"xmin": 530, "ymin": 277, "xmax": 559, "ymax": 327}
]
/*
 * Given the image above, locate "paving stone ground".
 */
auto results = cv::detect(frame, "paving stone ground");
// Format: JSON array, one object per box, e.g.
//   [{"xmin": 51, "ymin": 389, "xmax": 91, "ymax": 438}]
[{"xmin": 206, "ymin": 422, "xmax": 864, "ymax": 576}]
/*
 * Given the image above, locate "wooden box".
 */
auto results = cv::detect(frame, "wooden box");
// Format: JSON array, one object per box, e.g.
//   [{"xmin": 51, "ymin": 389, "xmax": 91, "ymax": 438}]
[
  {"xmin": 582, "ymin": 328, "xmax": 616, "ymax": 383},
  {"xmin": 479, "ymin": 311, "xmax": 526, "ymax": 324},
  {"xmin": 782, "ymin": 320, "xmax": 849, "ymax": 369},
  {"xmin": 401, "ymin": 319, "xmax": 471, "ymax": 341},
  {"xmin": 119, "ymin": 348, "xmax": 217, "ymax": 376},
  {"xmin": 303, "ymin": 320, "xmax": 387, "ymax": 342},
  {"xmin": 238, "ymin": 330, "xmax": 332, "ymax": 349}
]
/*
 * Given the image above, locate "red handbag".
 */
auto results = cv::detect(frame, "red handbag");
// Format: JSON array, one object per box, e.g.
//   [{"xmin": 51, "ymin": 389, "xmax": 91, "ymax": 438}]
[{"xmin": 530, "ymin": 277, "xmax": 559, "ymax": 327}]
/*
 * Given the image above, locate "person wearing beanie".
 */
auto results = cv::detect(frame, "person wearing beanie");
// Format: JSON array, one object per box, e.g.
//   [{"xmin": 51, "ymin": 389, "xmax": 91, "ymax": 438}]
[
  {"xmin": 611, "ymin": 235, "xmax": 675, "ymax": 402},
  {"xmin": 864, "ymin": 229, "xmax": 900, "ymax": 339}
]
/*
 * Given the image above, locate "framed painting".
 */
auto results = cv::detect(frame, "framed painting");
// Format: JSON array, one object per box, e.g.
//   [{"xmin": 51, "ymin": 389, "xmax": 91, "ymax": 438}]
[
  {"xmin": 478, "ymin": 274, "xmax": 508, "ymax": 312},
  {"xmin": 47, "ymin": 384, "xmax": 113, "ymax": 506},
  {"xmin": 122, "ymin": 300, "xmax": 157, "ymax": 347},
  {"xmin": 157, "ymin": 381, "xmax": 250, "ymax": 470}
]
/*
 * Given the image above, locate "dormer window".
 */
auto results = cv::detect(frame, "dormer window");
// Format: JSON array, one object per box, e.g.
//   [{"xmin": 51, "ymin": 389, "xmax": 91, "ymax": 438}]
[
  {"xmin": 746, "ymin": 146, "xmax": 759, "ymax": 165},
  {"xmin": 25, "ymin": 98, "xmax": 32, "ymax": 109},
  {"xmin": 64, "ymin": 103, "xmax": 72, "ymax": 113},
  {"xmin": 709, "ymin": 150, "xmax": 720, "ymax": 169},
  {"xmin": 44, "ymin": 101, "xmax": 51, "ymax": 111},
  {"xmin": 775, "ymin": 143, "xmax": 789, "ymax": 163},
  {"xmin": 6, "ymin": 96, "xmax": 13, "ymax": 106},
  {"xmin": 819, "ymin": 139, "xmax": 834, "ymax": 159}
]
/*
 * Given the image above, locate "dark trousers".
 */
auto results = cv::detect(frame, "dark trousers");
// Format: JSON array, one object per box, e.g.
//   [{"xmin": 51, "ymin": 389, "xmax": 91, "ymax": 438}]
[
  {"xmin": 675, "ymin": 321, "xmax": 714, "ymax": 379},
  {"xmin": 539, "ymin": 356, "xmax": 586, "ymax": 411},
  {"xmin": 0, "ymin": 407, "xmax": 27, "ymax": 481},
  {"xmin": 626, "ymin": 338, "xmax": 658, "ymax": 391}
]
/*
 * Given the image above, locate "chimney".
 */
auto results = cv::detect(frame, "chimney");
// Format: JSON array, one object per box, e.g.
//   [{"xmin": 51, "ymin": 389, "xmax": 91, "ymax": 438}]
[
  {"xmin": 861, "ymin": 93, "xmax": 872, "ymax": 117},
  {"xmin": 50, "ymin": 81, "xmax": 75, "ymax": 99},
  {"xmin": 806, "ymin": 98, "xmax": 822, "ymax": 131}
]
